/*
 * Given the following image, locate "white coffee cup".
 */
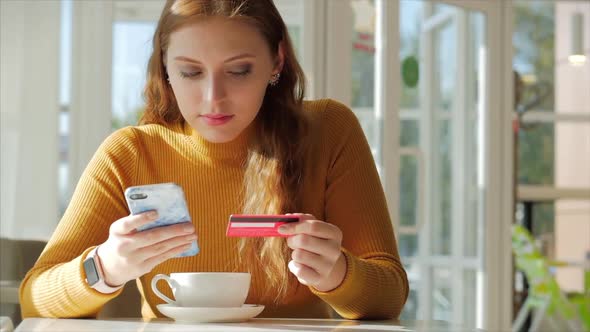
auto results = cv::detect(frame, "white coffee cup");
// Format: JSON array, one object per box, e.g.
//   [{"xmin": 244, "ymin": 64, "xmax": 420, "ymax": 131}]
[{"xmin": 151, "ymin": 272, "xmax": 251, "ymax": 307}]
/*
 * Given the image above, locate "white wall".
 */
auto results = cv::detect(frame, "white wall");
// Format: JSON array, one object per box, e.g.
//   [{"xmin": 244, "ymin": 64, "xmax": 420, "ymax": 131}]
[
  {"xmin": 554, "ymin": 1, "xmax": 590, "ymax": 292},
  {"xmin": 0, "ymin": 0, "xmax": 61, "ymax": 240}
]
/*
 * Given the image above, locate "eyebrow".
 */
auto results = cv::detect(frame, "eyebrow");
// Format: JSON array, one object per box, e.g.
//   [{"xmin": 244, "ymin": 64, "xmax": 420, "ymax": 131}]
[{"xmin": 173, "ymin": 53, "xmax": 256, "ymax": 64}]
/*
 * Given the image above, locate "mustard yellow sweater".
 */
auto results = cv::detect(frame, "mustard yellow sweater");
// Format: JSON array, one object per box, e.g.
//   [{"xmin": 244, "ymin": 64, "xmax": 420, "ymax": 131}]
[{"xmin": 20, "ymin": 99, "xmax": 408, "ymax": 320}]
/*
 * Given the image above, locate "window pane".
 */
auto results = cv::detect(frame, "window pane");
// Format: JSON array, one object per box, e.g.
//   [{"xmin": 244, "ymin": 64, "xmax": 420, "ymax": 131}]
[
  {"xmin": 518, "ymin": 123, "xmax": 555, "ymax": 185},
  {"xmin": 399, "ymin": 234, "xmax": 418, "ymax": 257},
  {"xmin": 400, "ymin": 119, "xmax": 419, "ymax": 147},
  {"xmin": 400, "ymin": 154, "xmax": 418, "ymax": 228},
  {"xmin": 464, "ymin": 12, "xmax": 485, "ymax": 258},
  {"xmin": 350, "ymin": 0, "xmax": 375, "ymax": 108},
  {"xmin": 513, "ymin": 1, "xmax": 555, "ymax": 111},
  {"xmin": 350, "ymin": 0, "xmax": 380, "ymax": 169},
  {"xmin": 434, "ymin": 15, "xmax": 456, "ymax": 113},
  {"xmin": 401, "ymin": 287, "xmax": 419, "ymax": 320},
  {"xmin": 434, "ymin": 3, "xmax": 456, "ymax": 16},
  {"xmin": 58, "ymin": 0, "xmax": 72, "ymax": 217},
  {"xmin": 463, "ymin": 270, "xmax": 477, "ymax": 328},
  {"xmin": 275, "ymin": 0, "xmax": 304, "ymax": 59},
  {"xmin": 432, "ymin": 267, "xmax": 452, "ymax": 322},
  {"xmin": 432, "ymin": 120, "xmax": 452, "ymax": 255},
  {"xmin": 401, "ymin": 262, "xmax": 420, "ymax": 320},
  {"xmin": 356, "ymin": 108, "xmax": 379, "ymax": 159},
  {"xmin": 111, "ymin": 22, "xmax": 156, "ymax": 130},
  {"xmin": 286, "ymin": 26, "xmax": 301, "ymax": 59},
  {"xmin": 399, "ymin": 0, "xmax": 423, "ymax": 109},
  {"xmin": 59, "ymin": 110, "xmax": 69, "ymax": 216},
  {"xmin": 59, "ymin": 0, "xmax": 72, "ymax": 107},
  {"xmin": 515, "ymin": 202, "xmax": 555, "ymax": 257}
]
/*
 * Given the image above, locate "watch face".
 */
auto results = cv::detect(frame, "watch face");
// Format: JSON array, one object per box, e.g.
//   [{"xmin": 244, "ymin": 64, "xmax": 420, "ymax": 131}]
[{"xmin": 83, "ymin": 257, "xmax": 100, "ymax": 286}]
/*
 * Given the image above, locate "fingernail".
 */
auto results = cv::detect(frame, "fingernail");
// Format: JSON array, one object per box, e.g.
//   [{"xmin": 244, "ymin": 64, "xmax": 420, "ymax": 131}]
[
  {"xmin": 278, "ymin": 225, "xmax": 290, "ymax": 234},
  {"xmin": 148, "ymin": 211, "xmax": 158, "ymax": 220},
  {"xmin": 183, "ymin": 224, "xmax": 194, "ymax": 233}
]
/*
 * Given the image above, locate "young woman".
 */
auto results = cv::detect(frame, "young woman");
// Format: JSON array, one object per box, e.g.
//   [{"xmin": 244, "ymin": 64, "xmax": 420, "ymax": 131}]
[{"xmin": 20, "ymin": 0, "xmax": 408, "ymax": 320}]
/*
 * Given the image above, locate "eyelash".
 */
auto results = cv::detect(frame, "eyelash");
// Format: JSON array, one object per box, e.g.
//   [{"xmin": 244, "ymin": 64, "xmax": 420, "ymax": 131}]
[
  {"xmin": 231, "ymin": 69, "xmax": 251, "ymax": 76},
  {"xmin": 178, "ymin": 69, "xmax": 251, "ymax": 79},
  {"xmin": 179, "ymin": 71, "xmax": 201, "ymax": 78}
]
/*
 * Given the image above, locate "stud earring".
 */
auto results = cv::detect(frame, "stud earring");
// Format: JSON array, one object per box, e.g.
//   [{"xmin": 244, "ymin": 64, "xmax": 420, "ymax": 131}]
[{"xmin": 269, "ymin": 73, "xmax": 280, "ymax": 86}]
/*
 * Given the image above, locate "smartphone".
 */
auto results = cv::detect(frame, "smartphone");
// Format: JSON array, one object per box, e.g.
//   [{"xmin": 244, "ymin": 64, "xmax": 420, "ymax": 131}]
[
  {"xmin": 226, "ymin": 214, "xmax": 300, "ymax": 237},
  {"xmin": 124, "ymin": 183, "xmax": 199, "ymax": 257}
]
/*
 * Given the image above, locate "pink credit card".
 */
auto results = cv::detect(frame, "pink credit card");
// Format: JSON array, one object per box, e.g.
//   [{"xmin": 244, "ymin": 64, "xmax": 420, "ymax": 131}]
[{"xmin": 226, "ymin": 214, "xmax": 300, "ymax": 237}]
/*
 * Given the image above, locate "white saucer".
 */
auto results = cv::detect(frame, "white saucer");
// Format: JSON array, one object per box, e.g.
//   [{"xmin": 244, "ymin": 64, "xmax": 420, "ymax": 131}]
[{"xmin": 157, "ymin": 304, "xmax": 265, "ymax": 323}]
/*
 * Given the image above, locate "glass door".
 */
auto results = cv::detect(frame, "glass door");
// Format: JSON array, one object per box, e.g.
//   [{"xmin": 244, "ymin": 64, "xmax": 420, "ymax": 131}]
[
  {"xmin": 325, "ymin": 1, "xmax": 509, "ymax": 329},
  {"xmin": 396, "ymin": 1, "xmax": 510, "ymax": 329}
]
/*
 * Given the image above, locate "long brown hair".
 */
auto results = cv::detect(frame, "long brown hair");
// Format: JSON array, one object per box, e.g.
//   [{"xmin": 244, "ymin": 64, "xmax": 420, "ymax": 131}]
[{"xmin": 140, "ymin": 0, "xmax": 309, "ymax": 301}]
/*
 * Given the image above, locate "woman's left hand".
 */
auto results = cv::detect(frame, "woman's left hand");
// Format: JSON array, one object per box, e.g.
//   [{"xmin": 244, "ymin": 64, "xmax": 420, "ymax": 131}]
[{"xmin": 278, "ymin": 213, "xmax": 347, "ymax": 292}]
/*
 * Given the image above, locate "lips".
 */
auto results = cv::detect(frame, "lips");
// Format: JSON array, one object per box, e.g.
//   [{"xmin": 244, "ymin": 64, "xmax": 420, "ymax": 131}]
[
  {"xmin": 202, "ymin": 113, "xmax": 231, "ymax": 119},
  {"xmin": 199, "ymin": 113, "xmax": 234, "ymax": 126}
]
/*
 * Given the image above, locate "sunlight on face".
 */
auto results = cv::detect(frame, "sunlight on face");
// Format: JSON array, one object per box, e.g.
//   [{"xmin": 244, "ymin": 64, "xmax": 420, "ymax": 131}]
[{"xmin": 166, "ymin": 17, "xmax": 279, "ymax": 143}]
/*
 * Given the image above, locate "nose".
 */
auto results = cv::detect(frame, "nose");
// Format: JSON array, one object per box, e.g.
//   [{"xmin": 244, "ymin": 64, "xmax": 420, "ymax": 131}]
[{"xmin": 204, "ymin": 74, "xmax": 227, "ymax": 103}]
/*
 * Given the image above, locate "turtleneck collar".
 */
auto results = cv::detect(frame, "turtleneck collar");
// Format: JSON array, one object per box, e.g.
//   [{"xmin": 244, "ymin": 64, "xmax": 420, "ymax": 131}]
[{"xmin": 182, "ymin": 121, "xmax": 253, "ymax": 162}]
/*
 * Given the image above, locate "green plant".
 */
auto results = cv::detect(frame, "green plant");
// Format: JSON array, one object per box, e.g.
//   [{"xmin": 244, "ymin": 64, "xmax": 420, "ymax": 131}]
[{"xmin": 511, "ymin": 224, "xmax": 588, "ymax": 332}]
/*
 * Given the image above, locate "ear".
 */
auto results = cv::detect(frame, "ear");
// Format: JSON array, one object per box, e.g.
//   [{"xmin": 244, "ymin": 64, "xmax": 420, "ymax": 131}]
[{"xmin": 272, "ymin": 41, "xmax": 285, "ymax": 75}]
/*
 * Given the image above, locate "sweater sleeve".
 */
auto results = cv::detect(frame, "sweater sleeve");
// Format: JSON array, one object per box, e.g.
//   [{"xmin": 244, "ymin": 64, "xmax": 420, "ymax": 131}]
[
  {"xmin": 19, "ymin": 127, "xmax": 139, "ymax": 318},
  {"xmin": 310, "ymin": 100, "xmax": 409, "ymax": 319}
]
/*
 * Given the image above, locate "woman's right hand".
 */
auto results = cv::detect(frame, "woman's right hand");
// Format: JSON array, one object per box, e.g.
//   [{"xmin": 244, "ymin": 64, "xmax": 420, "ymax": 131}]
[{"xmin": 97, "ymin": 211, "xmax": 197, "ymax": 287}]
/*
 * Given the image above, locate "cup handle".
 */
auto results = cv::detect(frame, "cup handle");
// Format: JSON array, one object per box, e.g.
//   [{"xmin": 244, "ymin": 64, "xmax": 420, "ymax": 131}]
[{"xmin": 151, "ymin": 274, "xmax": 177, "ymax": 305}]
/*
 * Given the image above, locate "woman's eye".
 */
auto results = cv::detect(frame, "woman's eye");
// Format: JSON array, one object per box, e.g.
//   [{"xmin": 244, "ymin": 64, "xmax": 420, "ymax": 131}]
[
  {"xmin": 179, "ymin": 71, "xmax": 201, "ymax": 78},
  {"xmin": 229, "ymin": 67, "xmax": 251, "ymax": 77}
]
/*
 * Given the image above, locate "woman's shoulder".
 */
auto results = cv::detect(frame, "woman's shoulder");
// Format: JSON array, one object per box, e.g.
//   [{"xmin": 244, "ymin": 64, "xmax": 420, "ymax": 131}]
[
  {"xmin": 99, "ymin": 126, "xmax": 140, "ymax": 151},
  {"xmin": 303, "ymin": 98, "xmax": 361, "ymax": 136},
  {"xmin": 130, "ymin": 122, "xmax": 182, "ymax": 138},
  {"xmin": 100, "ymin": 123, "xmax": 181, "ymax": 152},
  {"xmin": 115, "ymin": 122, "xmax": 184, "ymax": 142}
]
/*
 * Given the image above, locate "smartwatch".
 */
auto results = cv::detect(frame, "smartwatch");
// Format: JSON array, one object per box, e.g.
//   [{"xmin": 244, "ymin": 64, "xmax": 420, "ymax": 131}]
[{"xmin": 83, "ymin": 246, "xmax": 123, "ymax": 294}]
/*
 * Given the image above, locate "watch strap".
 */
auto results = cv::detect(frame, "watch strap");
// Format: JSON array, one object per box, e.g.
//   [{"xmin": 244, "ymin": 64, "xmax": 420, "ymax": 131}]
[{"xmin": 85, "ymin": 246, "xmax": 123, "ymax": 294}]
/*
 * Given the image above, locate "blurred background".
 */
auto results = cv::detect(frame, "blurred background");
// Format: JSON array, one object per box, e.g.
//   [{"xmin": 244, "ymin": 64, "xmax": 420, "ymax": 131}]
[{"xmin": 1, "ymin": 1, "xmax": 589, "ymax": 331}]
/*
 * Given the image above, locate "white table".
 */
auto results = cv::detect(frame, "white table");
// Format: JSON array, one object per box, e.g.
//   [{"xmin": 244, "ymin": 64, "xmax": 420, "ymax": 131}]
[{"xmin": 15, "ymin": 317, "xmax": 481, "ymax": 332}]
